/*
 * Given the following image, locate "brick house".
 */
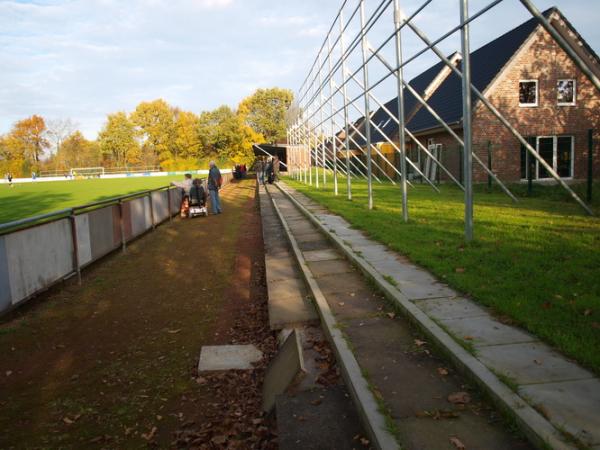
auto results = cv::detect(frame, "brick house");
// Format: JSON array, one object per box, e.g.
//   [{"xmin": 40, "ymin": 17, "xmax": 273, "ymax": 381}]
[{"xmin": 354, "ymin": 7, "xmax": 600, "ymax": 183}]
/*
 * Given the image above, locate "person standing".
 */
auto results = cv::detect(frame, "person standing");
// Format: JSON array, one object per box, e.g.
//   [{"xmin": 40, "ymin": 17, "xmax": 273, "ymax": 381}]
[
  {"xmin": 170, "ymin": 173, "xmax": 193, "ymax": 217},
  {"xmin": 208, "ymin": 161, "xmax": 222, "ymax": 215},
  {"xmin": 255, "ymin": 158, "xmax": 265, "ymax": 185}
]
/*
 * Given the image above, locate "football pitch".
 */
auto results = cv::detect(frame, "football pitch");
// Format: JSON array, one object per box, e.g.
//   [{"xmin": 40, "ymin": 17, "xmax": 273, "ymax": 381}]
[{"xmin": 0, "ymin": 176, "xmax": 184, "ymax": 224}]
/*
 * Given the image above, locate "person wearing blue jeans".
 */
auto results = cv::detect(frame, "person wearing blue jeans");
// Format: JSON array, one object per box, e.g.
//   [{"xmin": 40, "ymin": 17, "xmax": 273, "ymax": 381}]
[{"xmin": 208, "ymin": 161, "xmax": 222, "ymax": 214}]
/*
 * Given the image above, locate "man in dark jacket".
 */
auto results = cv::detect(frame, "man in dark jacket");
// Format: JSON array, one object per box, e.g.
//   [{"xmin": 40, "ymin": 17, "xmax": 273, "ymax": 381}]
[{"xmin": 208, "ymin": 161, "xmax": 222, "ymax": 214}]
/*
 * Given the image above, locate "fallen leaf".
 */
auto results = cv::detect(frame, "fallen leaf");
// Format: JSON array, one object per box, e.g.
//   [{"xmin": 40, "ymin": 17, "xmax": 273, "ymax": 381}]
[
  {"xmin": 196, "ymin": 376, "xmax": 207, "ymax": 385},
  {"xmin": 338, "ymin": 302, "xmax": 345, "ymax": 306},
  {"xmin": 211, "ymin": 435, "xmax": 227, "ymax": 445},
  {"xmin": 437, "ymin": 367, "xmax": 449, "ymax": 376},
  {"xmin": 360, "ymin": 437, "xmax": 370, "ymax": 446},
  {"xmin": 141, "ymin": 427, "xmax": 157, "ymax": 441},
  {"xmin": 414, "ymin": 339, "xmax": 427, "ymax": 347},
  {"xmin": 448, "ymin": 392, "xmax": 471, "ymax": 404},
  {"xmin": 542, "ymin": 301, "xmax": 552, "ymax": 309},
  {"xmin": 310, "ymin": 399, "xmax": 322, "ymax": 406},
  {"xmin": 455, "ymin": 267, "xmax": 465, "ymax": 273},
  {"xmin": 167, "ymin": 329, "xmax": 181, "ymax": 334},
  {"xmin": 449, "ymin": 436, "xmax": 466, "ymax": 449},
  {"xmin": 63, "ymin": 417, "xmax": 74, "ymax": 425},
  {"xmin": 5, "ymin": 371, "xmax": 12, "ymax": 377},
  {"xmin": 533, "ymin": 359, "xmax": 542, "ymax": 365},
  {"xmin": 463, "ymin": 336, "xmax": 474, "ymax": 341},
  {"xmin": 584, "ymin": 309, "xmax": 592, "ymax": 316},
  {"xmin": 350, "ymin": 292, "xmax": 355, "ymax": 297},
  {"xmin": 387, "ymin": 312, "xmax": 396, "ymax": 319}
]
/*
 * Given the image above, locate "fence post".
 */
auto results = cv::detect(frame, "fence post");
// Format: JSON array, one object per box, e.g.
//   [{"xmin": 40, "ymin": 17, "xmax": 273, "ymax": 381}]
[
  {"xmin": 149, "ymin": 191, "xmax": 156, "ymax": 229},
  {"xmin": 588, "ymin": 129, "xmax": 594, "ymax": 202},
  {"xmin": 69, "ymin": 209, "xmax": 82, "ymax": 285},
  {"xmin": 167, "ymin": 188, "xmax": 172, "ymax": 221},
  {"xmin": 487, "ymin": 141, "xmax": 492, "ymax": 190},
  {"xmin": 118, "ymin": 199, "xmax": 126, "ymax": 252}
]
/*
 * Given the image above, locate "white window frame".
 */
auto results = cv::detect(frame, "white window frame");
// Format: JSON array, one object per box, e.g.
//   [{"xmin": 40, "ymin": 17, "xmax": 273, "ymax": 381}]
[
  {"xmin": 519, "ymin": 79, "xmax": 539, "ymax": 107},
  {"xmin": 557, "ymin": 79, "xmax": 576, "ymax": 106},
  {"xmin": 532, "ymin": 135, "xmax": 574, "ymax": 180}
]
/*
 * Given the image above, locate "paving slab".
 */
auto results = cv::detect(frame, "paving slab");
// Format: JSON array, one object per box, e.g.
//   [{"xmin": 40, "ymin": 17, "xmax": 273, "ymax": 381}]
[
  {"xmin": 351, "ymin": 244, "xmax": 398, "ymax": 262},
  {"xmin": 262, "ymin": 329, "xmax": 306, "ymax": 412},
  {"xmin": 326, "ymin": 290, "xmax": 386, "ymax": 319},
  {"xmin": 287, "ymin": 222, "xmax": 320, "ymax": 236},
  {"xmin": 302, "ymin": 249, "xmax": 342, "ymax": 262},
  {"xmin": 477, "ymin": 342, "xmax": 595, "ymax": 385},
  {"xmin": 397, "ymin": 416, "xmax": 531, "ymax": 450},
  {"xmin": 294, "ymin": 232, "xmax": 327, "ymax": 244},
  {"xmin": 439, "ymin": 315, "xmax": 537, "ymax": 347},
  {"xmin": 519, "ymin": 378, "xmax": 600, "ymax": 446},
  {"xmin": 306, "ymin": 259, "xmax": 356, "ymax": 278},
  {"xmin": 198, "ymin": 345, "xmax": 263, "ymax": 371},
  {"xmin": 276, "ymin": 386, "xmax": 367, "ymax": 450},
  {"xmin": 414, "ymin": 297, "xmax": 489, "ymax": 321},
  {"xmin": 268, "ymin": 280, "xmax": 318, "ymax": 330},
  {"xmin": 266, "ymin": 257, "xmax": 301, "ymax": 282},
  {"xmin": 314, "ymin": 272, "xmax": 373, "ymax": 296},
  {"xmin": 297, "ymin": 240, "xmax": 331, "ymax": 252}
]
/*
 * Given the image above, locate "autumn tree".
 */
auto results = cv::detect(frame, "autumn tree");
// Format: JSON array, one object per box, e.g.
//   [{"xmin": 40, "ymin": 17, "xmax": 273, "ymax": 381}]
[
  {"xmin": 131, "ymin": 99, "xmax": 176, "ymax": 163},
  {"xmin": 9, "ymin": 115, "xmax": 49, "ymax": 165},
  {"xmin": 174, "ymin": 110, "xmax": 201, "ymax": 160},
  {"xmin": 57, "ymin": 131, "xmax": 101, "ymax": 169},
  {"xmin": 238, "ymin": 88, "xmax": 293, "ymax": 144},
  {"xmin": 98, "ymin": 112, "xmax": 140, "ymax": 167}
]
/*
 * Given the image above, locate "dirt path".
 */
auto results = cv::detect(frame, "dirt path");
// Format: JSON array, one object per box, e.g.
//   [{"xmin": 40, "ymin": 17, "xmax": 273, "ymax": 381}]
[{"xmin": 0, "ymin": 178, "xmax": 277, "ymax": 449}]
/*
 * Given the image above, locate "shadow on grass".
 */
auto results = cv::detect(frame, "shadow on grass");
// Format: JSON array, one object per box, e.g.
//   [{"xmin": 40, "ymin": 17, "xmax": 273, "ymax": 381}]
[{"xmin": 0, "ymin": 192, "xmax": 73, "ymax": 224}]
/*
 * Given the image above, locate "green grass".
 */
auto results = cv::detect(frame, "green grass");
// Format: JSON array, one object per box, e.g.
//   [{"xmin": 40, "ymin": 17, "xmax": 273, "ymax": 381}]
[
  {"xmin": 0, "ymin": 176, "xmax": 184, "ymax": 224},
  {"xmin": 285, "ymin": 173, "xmax": 600, "ymax": 374}
]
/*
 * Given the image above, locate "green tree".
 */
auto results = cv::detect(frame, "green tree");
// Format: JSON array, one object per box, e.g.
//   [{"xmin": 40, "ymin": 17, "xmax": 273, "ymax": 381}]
[
  {"xmin": 238, "ymin": 88, "xmax": 293, "ymax": 143},
  {"xmin": 98, "ymin": 112, "xmax": 140, "ymax": 167},
  {"xmin": 131, "ymin": 99, "xmax": 176, "ymax": 163}
]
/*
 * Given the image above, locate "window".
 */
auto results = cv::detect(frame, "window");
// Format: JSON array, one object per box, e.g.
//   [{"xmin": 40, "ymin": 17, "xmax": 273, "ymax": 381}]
[
  {"xmin": 520, "ymin": 136, "xmax": 574, "ymax": 179},
  {"xmin": 557, "ymin": 79, "xmax": 576, "ymax": 105},
  {"xmin": 519, "ymin": 80, "xmax": 538, "ymax": 106}
]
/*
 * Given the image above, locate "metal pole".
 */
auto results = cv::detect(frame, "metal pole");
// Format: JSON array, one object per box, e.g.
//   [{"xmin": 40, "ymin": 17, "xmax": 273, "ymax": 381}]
[
  {"xmin": 340, "ymin": 9, "xmax": 352, "ymax": 200},
  {"xmin": 118, "ymin": 199, "xmax": 127, "ymax": 251},
  {"xmin": 393, "ymin": 0, "xmax": 408, "ymax": 222},
  {"xmin": 328, "ymin": 33, "xmax": 339, "ymax": 196},
  {"xmin": 69, "ymin": 210, "xmax": 82, "ymax": 285},
  {"xmin": 588, "ymin": 129, "xmax": 594, "ymax": 202},
  {"xmin": 487, "ymin": 141, "xmax": 492, "ymax": 190},
  {"xmin": 460, "ymin": 0, "xmax": 473, "ymax": 241},
  {"xmin": 360, "ymin": 0, "xmax": 373, "ymax": 209}
]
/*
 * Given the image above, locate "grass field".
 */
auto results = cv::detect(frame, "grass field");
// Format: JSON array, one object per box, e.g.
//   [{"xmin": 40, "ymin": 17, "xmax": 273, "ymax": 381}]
[
  {"xmin": 0, "ymin": 176, "xmax": 184, "ymax": 224},
  {"xmin": 285, "ymin": 174, "xmax": 600, "ymax": 374}
]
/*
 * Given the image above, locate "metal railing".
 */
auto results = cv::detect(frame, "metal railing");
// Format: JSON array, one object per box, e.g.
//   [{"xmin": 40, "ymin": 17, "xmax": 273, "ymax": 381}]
[{"xmin": 286, "ymin": 0, "xmax": 598, "ymax": 241}]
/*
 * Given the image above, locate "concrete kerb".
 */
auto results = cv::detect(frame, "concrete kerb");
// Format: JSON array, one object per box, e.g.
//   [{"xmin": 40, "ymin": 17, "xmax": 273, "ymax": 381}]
[
  {"xmin": 264, "ymin": 184, "xmax": 399, "ymax": 450},
  {"xmin": 274, "ymin": 182, "xmax": 576, "ymax": 450}
]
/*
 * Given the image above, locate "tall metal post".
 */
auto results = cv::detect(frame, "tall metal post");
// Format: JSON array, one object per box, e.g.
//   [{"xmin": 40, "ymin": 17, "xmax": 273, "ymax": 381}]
[
  {"xmin": 339, "ymin": 10, "xmax": 352, "ymax": 200},
  {"xmin": 460, "ymin": 0, "xmax": 473, "ymax": 241},
  {"xmin": 393, "ymin": 0, "xmax": 408, "ymax": 222},
  {"xmin": 588, "ymin": 129, "xmax": 594, "ymax": 202},
  {"xmin": 318, "ymin": 52, "xmax": 326, "ymax": 188},
  {"xmin": 327, "ymin": 34, "xmax": 339, "ymax": 196},
  {"xmin": 360, "ymin": 0, "xmax": 374, "ymax": 209},
  {"xmin": 307, "ymin": 119, "xmax": 313, "ymax": 186}
]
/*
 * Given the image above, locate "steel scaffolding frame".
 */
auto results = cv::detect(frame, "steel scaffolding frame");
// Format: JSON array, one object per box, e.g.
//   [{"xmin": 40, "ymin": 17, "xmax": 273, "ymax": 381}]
[{"xmin": 287, "ymin": 0, "xmax": 597, "ymax": 240}]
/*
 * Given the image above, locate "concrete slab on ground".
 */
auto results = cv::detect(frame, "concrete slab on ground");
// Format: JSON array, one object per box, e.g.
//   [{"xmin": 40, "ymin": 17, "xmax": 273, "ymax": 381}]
[
  {"xmin": 415, "ymin": 297, "xmax": 489, "ymax": 321},
  {"xmin": 519, "ymin": 378, "xmax": 600, "ymax": 446},
  {"xmin": 276, "ymin": 386, "xmax": 367, "ymax": 450},
  {"xmin": 439, "ymin": 315, "xmax": 537, "ymax": 347},
  {"xmin": 477, "ymin": 342, "xmax": 595, "ymax": 385},
  {"xmin": 266, "ymin": 257, "xmax": 301, "ymax": 283},
  {"xmin": 262, "ymin": 329, "xmax": 306, "ymax": 412},
  {"xmin": 326, "ymin": 290, "xmax": 386, "ymax": 319},
  {"xmin": 306, "ymin": 259, "xmax": 356, "ymax": 278},
  {"xmin": 314, "ymin": 272, "xmax": 373, "ymax": 296},
  {"xmin": 297, "ymin": 240, "xmax": 331, "ymax": 252},
  {"xmin": 198, "ymin": 345, "xmax": 263, "ymax": 371},
  {"xmin": 302, "ymin": 249, "xmax": 342, "ymax": 262},
  {"xmin": 294, "ymin": 233, "xmax": 327, "ymax": 244}
]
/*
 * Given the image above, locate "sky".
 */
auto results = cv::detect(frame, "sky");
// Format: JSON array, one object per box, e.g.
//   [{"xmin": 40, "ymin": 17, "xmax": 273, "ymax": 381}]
[{"xmin": 0, "ymin": 0, "xmax": 598, "ymax": 139}]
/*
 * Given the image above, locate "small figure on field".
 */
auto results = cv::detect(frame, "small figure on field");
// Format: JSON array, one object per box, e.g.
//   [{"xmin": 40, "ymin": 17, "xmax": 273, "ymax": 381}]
[
  {"xmin": 7, "ymin": 172, "xmax": 13, "ymax": 187},
  {"xmin": 208, "ymin": 161, "xmax": 223, "ymax": 215}
]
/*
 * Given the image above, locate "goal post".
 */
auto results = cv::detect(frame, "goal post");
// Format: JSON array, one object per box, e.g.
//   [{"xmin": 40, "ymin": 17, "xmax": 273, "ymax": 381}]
[{"xmin": 69, "ymin": 167, "xmax": 105, "ymax": 178}]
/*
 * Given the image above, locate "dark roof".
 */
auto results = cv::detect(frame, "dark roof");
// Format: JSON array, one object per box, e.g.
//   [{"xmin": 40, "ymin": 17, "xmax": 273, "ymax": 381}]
[
  {"xmin": 407, "ymin": 8, "xmax": 554, "ymax": 133},
  {"xmin": 353, "ymin": 59, "xmax": 450, "ymax": 147}
]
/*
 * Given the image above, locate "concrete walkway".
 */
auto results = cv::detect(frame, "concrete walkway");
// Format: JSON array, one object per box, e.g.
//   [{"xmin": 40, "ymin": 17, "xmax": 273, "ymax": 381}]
[
  {"xmin": 275, "ymin": 181, "xmax": 600, "ymax": 450},
  {"xmin": 266, "ymin": 183, "xmax": 537, "ymax": 450}
]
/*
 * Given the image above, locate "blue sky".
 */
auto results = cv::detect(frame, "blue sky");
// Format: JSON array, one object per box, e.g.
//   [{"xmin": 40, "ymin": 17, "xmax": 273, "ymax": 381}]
[{"xmin": 0, "ymin": 0, "xmax": 598, "ymax": 139}]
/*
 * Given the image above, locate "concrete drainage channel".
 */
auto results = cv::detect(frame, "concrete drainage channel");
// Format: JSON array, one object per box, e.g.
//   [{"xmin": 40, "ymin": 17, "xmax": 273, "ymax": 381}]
[{"xmin": 261, "ymin": 182, "xmax": 547, "ymax": 450}]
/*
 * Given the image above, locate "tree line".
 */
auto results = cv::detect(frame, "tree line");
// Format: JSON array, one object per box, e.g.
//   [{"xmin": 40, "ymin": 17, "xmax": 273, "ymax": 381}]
[{"xmin": 0, "ymin": 87, "xmax": 293, "ymax": 176}]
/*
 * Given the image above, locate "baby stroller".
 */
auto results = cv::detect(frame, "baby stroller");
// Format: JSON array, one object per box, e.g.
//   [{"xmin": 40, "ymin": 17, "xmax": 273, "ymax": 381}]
[{"xmin": 189, "ymin": 179, "xmax": 208, "ymax": 217}]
